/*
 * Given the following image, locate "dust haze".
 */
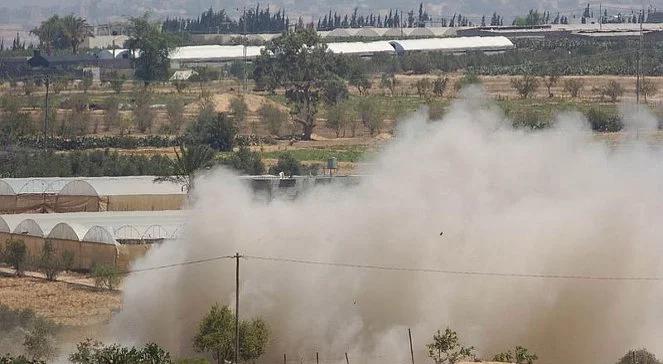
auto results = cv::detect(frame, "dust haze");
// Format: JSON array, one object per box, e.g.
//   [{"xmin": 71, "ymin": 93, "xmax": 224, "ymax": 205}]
[{"xmin": 109, "ymin": 88, "xmax": 663, "ymax": 364}]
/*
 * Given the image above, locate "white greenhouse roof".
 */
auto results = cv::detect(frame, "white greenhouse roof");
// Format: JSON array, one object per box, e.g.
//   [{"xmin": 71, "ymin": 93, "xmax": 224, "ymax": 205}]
[
  {"xmin": 389, "ymin": 36, "xmax": 514, "ymax": 53},
  {"xmin": 326, "ymin": 41, "xmax": 396, "ymax": 55},
  {"xmin": 0, "ymin": 177, "xmax": 186, "ymax": 196},
  {"xmin": 354, "ymin": 27, "xmax": 389, "ymax": 37},
  {"xmin": 0, "ymin": 210, "xmax": 187, "ymax": 245},
  {"xmin": 170, "ymin": 45, "xmax": 264, "ymax": 61}
]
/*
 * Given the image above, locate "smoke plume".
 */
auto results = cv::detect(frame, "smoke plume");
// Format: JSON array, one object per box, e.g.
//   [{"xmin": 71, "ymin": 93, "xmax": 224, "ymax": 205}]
[{"xmin": 110, "ymin": 89, "xmax": 663, "ymax": 364}]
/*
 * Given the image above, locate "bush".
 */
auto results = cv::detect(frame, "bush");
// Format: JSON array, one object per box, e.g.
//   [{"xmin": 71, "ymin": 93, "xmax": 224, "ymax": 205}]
[
  {"xmin": 0, "ymin": 353, "xmax": 45, "ymax": 363},
  {"xmin": 187, "ymin": 107, "xmax": 238, "ymax": 151},
  {"xmin": 133, "ymin": 88, "xmax": 155, "ymax": 133},
  {"xmin": 2, "ymin": 239, "xmax": 28, "ymax": 276},
  {"xmin": 616, "ymin": 349, "xmax": 661, "ymax": 364},
  {"xmin": 325, "ymin": 102, "xmax": 353, "ymax": 138},
  {"xmin": 415, "ymin": 78, "xmax": 432, "ymax": 99},
  {"xmin": 563, "ymin": 78, "xmax": 584, "ymax": 98},
  {"xmin": 259, "ymin": 104, "xmax": 288, "ymax": 136},
  {"xmin": 107, "ymin": 72, "xmax": 125, "ymax": 94},
  {"xmin": 0, "ymin": 304, "xmax": 58, "ymax": 361},
  {"xmin": 268, "ymin": 153, "xmax": 301, "ymax": 176},
  {"xmin": 510, "ymin": 74, "xmax": 540, "ymax": 99},
  {"xmin": 454, "ymin": 72, "xmax": 481, "ymax": 92},
  {"xmin": 356, "ymin": 98, "xmax": 385, "ymax": 136},
  {"xmin": 433, "ymin": 77, "xmax": 449, "ymax": 97},
  {"xmin": 493, "ymin": 346, "xmax": 538, "ymax": 364},
  {"xmin": 639, "ymin": 79, "xmax": 658, "ymax": 102},
  {"xmin": 586, "ymin": 107, "xmax": 623, "ymax": 132},
  {"xmin": 602, "ymin": 80, "xmax": 624, "ymax": 102},
  {"xmin": 165, "ymin": 98, "xmax": 186, "ymax": 134},
  {"xmin": 69, "ymin": 339, "xmax": 171, "ymax": 364},
  {"xmin": 225, "ymin": 146, "xmax": 265, "ymax": 175},
  {"xmin": 229, "ymin": 96, "xmax": 248, "ymax": 127},
  {"xmin": 37, "ymin": 241, "xmax": 73, "ymax": 281},
  {"xmin": 91, "ymin": 264, "xmax": 121, "ymax": 290}
]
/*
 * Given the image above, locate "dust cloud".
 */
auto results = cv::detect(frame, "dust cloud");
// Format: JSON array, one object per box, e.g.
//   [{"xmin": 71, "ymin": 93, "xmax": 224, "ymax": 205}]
[{"xmin": 110, "ymin": 88, "xmax": 663, "ymax": 364}]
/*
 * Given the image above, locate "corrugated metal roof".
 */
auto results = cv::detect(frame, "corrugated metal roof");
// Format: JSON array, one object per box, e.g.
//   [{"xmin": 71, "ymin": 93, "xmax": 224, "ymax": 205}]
[
  {"xmin": 389, "ymin": 36, "xmax": 514, "ymax": 53},
  {"xmin": 326, "ymin": 41, "xmax": 396, "ymax": 55}
]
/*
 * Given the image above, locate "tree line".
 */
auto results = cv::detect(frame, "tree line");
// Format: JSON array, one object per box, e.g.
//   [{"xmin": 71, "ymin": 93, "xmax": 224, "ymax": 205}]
[{"xmin": 162, "ymin": 5, "xmax": 289, "ymax": 34}]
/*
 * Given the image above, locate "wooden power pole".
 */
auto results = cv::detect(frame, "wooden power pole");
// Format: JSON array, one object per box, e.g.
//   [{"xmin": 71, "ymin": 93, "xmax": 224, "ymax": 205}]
[{"xmin": 234, "ymin": 252, "xmax": 242, "ymax": 364}]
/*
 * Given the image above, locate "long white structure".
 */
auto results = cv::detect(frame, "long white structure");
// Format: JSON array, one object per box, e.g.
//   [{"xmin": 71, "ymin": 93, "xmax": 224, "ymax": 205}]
[
  {"xmin": 389, "ymin": 36, "xmax": 514, "ymax": 53},
  {"xmin": 0, "ymin": 210, "xmax": 186, "ymax": 245},
  {"xmin": 325, "ymin": 41, "xmax": 396, "ymax": 55}
]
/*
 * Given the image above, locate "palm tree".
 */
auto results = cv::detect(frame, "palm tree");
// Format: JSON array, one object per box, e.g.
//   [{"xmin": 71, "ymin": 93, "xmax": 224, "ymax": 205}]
[
  {"xmin": 61, "ymin": 15, "xmax": 92, "ymax": 54},
  {"xmin": 31, "ymin": 15, "xmax": 64, "ymax": 54},
  {"xmin": 155, "ymin": 143, "xmax": 216, "ymax": 193}
]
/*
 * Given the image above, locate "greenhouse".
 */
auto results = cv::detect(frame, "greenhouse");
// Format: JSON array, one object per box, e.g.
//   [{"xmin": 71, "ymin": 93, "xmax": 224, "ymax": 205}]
[
  {"xmin": 326, "ymin": 41, "xmax": 396, "ymax": 56},
  {"xmin": 389, "ymin": 36, "xmax": 514, "ymax": 54},
  {"xmin": 0, "ymin": 176, "xmax": 186, "ymax": 214},
  {"xmin": 0, "ymin": 211, "xmax": 187, "ymax": 270}
]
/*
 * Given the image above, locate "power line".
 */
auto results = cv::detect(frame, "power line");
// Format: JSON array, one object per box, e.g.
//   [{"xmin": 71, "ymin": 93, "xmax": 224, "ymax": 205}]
[{"xmin": 120, "ymin": 252, "xmax": 663, "ymax": 282}]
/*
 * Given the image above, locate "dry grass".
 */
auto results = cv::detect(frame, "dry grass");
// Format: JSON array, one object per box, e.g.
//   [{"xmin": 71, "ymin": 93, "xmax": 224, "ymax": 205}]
[{"xmin": 0, "ymin": 275, "xmax": 121, "ymax": 327}]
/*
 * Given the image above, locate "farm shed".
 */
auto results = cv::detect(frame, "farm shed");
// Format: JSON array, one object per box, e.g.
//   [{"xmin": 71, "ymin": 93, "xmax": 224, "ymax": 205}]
[
  {"xmin": 389, "ymin": 36, "xmax": 514, "ymax": 54},
  {"xmin": 0, "ymin": 210, "xmax": 186, "ymax": 270},
  {"xmin": 326, "ymin": 41, "xmax": 396, "ymax": 56},
  {"xmin": 0, "ymin": 176, "xmax": 186, "ymax": 214}
]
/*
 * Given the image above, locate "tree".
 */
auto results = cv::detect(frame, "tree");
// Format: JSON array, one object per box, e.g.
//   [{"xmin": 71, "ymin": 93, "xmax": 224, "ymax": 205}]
[
  {"xmin": 165, "ymin": 97, "xmax": 186, "ymax": 134},
  {"xmin": 23, "ymin": 319, "xmax": 56, "ymax": 361},
  {"xmin": 510, "ymin": 74, "xmax": 540, "ymax": 99},
  {"xmin": 91, "ymin": 264, "xmax": 120, "ymax": 290},
  {"xmin": 239, "ymin": 318, "xmax": 269, "ymax": 363},
  {"xmin": 193, "ymin": 305, "xmax": 234, "ymax": 364},
  {"xmin": 80, "ymin": 71, "xmax": 93, "ymax": 93},
  {"xmin": 258, "ymin": 103, "xmax": 288, "ymax": 136},
  {"xmin": 433, "ymin": 77, "xmax": 448, "ymax": 97},
  {"xmin": 104, "ymin": 96, "xmax": 121, "ymax": 132},
  {"xmin": 349, "ymin": 67, "xmax": 372, "ymax": 96},
  {"xmin": 415, "ymin": 78, "xmax": 432, "ymax": 99},
  {"xmin": 253, "ymin": 28, "xmax": 347, "ymax": 140},
  {"xmin": 426, "ymin": 328, "xmax": 475, "ymax": 364},
  {"xmin": 602, "ymin": 80, "xmax": 624, "ymax": 102},
  {"xmin": 187, "ymin": 108, "xmax": 237, "ymax": 151},
  {"xmin": 133, "ymin": 88, "xmax": 155, "ymax": 133},
  {"xmin": 380, "ymin": 73, "xmax": 398, "ymax": 96},
  {"xmin": 229, "ymin": 96, "xmax": 248, "ymax": 128},
  {"xmin": 616, "ymin": 349, "xmax": 661, "ymax": 364},
  {"xmin": 2, "ymin": 239, "xmax": 28, "ymax": 276},
  {"xmin": 30, "ymin": 16, "xmax": 67, "ymax": 53},
  {"xmin": 226, "ymin": 146, "xmax": 265, "ymax": 175},
  {"xmin": 357, "ymin": 97, "xmax": 385, "ymax": 136},
  {"xmin": 544, "ymin": 75, "xmax": 560, "ymax": 97},
  {"xmin": 126, "ymin": 14, "xmax": 178, "ymax": 84},
  {"xmin": 639, "ymin": 79, "xmax": 657, "ymax": 102},
  {"xmin": 493, "ymin": 346, "xmax": 538, "ymax": 364},
  {"xmin": 37, "ymin": 240, "xmax": 73, "ymax": 281},
  {"xmin": 70, "ymin": 339, "xmax": 171, "ymax": 364},
  {"xmin": 107, "ymin": 72, "xmax": 125, "ymax": 94},
  {"xmin": 0, "ymin": 353, "xmax": 45, "ymax": 364},
  {"xmin": 325, "ymin": 102, "xmax": 352, "ymax": 138},
  {"xmin": 156, "ymin": 143, "xmax": 216, "ymax": 192},
  {"xmin": 172, "ymin": 80, "xmax": 189, "ymax": 93},
  {"xmin": 268, "ymin": 153, "xmax": 301, "ymax": 176},
  {"xmin": 52, "ymin": 77, "xmax": 69, "ymax": 95},
  {"xmin": 60, "ymin": 15, "xmax": 92, "ymax": 54},
  {"xmin": 563, "ymin": 78, "xmax": 584, "ymax": 98}
]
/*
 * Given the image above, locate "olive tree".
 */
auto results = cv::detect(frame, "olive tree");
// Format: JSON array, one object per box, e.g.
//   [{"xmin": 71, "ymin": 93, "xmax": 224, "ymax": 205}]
[{"xmin": 426, "ymin": 328, "xmax": 474, "ymax": 364}]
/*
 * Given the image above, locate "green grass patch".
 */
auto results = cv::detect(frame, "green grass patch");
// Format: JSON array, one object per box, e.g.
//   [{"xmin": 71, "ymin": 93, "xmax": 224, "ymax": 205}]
[{"xmin": 262, "ymin": 146, "xmax": 368, "ymax": 162}]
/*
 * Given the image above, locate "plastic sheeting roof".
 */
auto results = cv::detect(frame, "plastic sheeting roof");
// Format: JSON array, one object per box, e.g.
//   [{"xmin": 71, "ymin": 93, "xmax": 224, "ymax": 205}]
[
  {"xmin": 170, "ymin": 45, "xmax": 264, "ymax": 61},
  {"xmin": 0, "ymin": 176, "xmax": 186, "ymax": 196},
  {"xmin": 0, "ymin": 210, "xmax": 186, "ymax": 245},
  {"xmin": 326, "ymin": 41, "xmax": 396, "ymax": 55},
  {"xmin": 389, "ymin": 36, "xmax": 514, "ymax": 53}
]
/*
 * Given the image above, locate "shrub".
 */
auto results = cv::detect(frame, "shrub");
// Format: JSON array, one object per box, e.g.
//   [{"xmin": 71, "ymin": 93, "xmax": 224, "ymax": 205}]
[
  {"xmin": 426, "ymin": 328, "xmax": 475, "ymax": 364},
  {"xmin": 415, "ymin": 78, "xmax": 432, "ymax": 99},
  {"xmin": 2, "ymin": 239, "xmax": 28, "ymax": 276},
  {"xmin": 165, "ymin": 98, "xmax": 186, "ymax": 134},
  {"xmin": 268, "ymin": 152, "xmax": 301, "ymax": 176},
  {"xmin": 510, "ymin": 74, "xmax": 540, "ymax": 99},
  {"xmin": 104, "ymin": 96, "xmax": 121, "ymax": 132},
  {"xmin": 23, "ymin": 319, "xmax": 57, "ymax": 361},
  {"xmin": 107, "ymin": 72, "xmax": 125, "ymax": 94},
  {"xmin": 80, "ymin": 71, "xmax": 93, "ymax": 93},
  {"xmin": 172, "ymin": 80, "xmax": 189, "ymax": 93},
  {"xmin": 69, "ymin": 339, "xmax": 171, "ymax": 364},
  {"xmin": 454, "ymin": 72, "xmax": 481, "ymax": 92},
  {"xmin": 433, "ymin": 77, "xmax": 449, "ymax": 97},
  {"xmin": 586, "ymin": 107, "xmax": 623, "ymax": 132},
  {"xmin": 91, "ymin": 264, "xmax": 121, "ymax": 290},
  {"xmin": 356, "ymin": 98, "xmax": 385, "ymax": 136},
  {"xmin": 225, "ymin": 146, "xmax": 265, "ymax": 175},
  {"xmin": 325, "ymin": 102, "xmax": 352, "ymax": 138},
  {"xmin": 544, "ymin": 74, "xmax": 560, "ymax": 97},
  {"xmin": 639, "ymin": 79, "xmax": 658, "ymax": 102},
  {"xmin": 229, "ymin": 96, "xmax": 248, "ymax": 127},
  {"xmin": 563, "ymin": 78, "xmax": 584, "ymax": 98},
  {"xmin": 0, "ymin": 353, "xmax": 45, "ymax": 363},
  {"xmin": 602, "ymin": 80, "xmax": 624, "ymax": 102},
  {"xmin": 380, "ymin": 73, "xmax": 398, "ymax": 96},
  {"xmin": 38, "ymin": 241, "xmax": 73, "ymax": 281},
  {"xmin": 187, "ymin": 101, "xmax": 237, "ymax": 151},
  {"xmin": 259, "ymin": 104, "xmax": 288, "ymax": 136},
  {"xmin": 493, "ymin": 346, "xmax": 538, "ymax": 364},
  {"xmin": 133, "ymin": 88, "xmax": 155, "ymax": 133}
]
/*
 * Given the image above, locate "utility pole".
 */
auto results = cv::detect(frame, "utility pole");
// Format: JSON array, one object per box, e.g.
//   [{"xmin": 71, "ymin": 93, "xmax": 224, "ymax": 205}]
[
  {"xmin": 242, "ymin": 6, "xmax": 248, "ymax": 94},
  {"xmin": 408, "ymin": 328, "xmax": 415, "ymax": 364},
  {"xmin": 43, "ymin": 76, "xmax": 50, "ymax": 146},
  {"xmin": 636, "ymin": 1, "xmax": 645, "ymax": 103},
  {"xmin": 234, "ymin": 252, "xmax": 242, "ymax": 364}
]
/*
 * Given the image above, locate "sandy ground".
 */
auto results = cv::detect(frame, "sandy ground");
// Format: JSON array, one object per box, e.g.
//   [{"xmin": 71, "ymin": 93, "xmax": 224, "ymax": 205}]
[{"xmin": 0, "ymin": 274, "xmax": 121, "ymax": 327}]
